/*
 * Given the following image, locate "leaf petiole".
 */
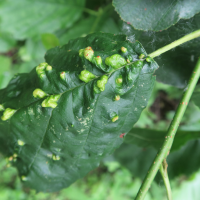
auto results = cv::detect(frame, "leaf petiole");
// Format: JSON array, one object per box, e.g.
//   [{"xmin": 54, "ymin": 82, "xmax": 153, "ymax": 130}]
[{"xmin": 148, "ymin": 29, "xmax": 200, "ymax": 58}]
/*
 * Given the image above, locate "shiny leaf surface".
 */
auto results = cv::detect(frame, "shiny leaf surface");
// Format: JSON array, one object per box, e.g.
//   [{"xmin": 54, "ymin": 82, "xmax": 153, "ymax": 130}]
[
  {"xmin": 113, "ymin": 0, "xmax": 200, "ymax": 31},
  {"xmin": 0, "ymin": 33, "xmax": 158, "ymax": 192}
]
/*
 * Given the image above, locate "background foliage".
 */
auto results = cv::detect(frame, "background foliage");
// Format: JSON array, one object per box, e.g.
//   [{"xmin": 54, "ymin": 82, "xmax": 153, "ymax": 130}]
[{"xmin": 0, "ymin": 0, "xmax": 200, "ymax": 199}]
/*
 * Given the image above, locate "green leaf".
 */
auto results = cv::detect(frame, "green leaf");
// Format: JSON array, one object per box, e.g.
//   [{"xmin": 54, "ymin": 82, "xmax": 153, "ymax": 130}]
[
  {"xmin": 0, "ymin": 55, "xmax": 12, "ymax": 89},
  {"xmin": 115, "ymin": 128, "xmax": 200, "ymax": 179},
  {"xmin": 191, "ymin": 88, "xmax": 200, "ymax": 109},
  {"xmin": 59, "ymin": 17, "xmax": 96, "ymax": 45},
  {"xmin": 0, "ymin": 0, "xmax": 85, "ymax": 40},
  {"xmin": 119, "ymin": 13, "xmax": 200, "ymax": 88},
  {"xmin": 113, "ymin": 0, "xmax": 200, "ymax": 31},
  {"xmin": 173, "ymin": 170, "xmax": 200, "ymax": 200},
  {"xmin": 41, "ymin": 33, "xmax": 59, "ymax": 50},
  {"xmin": 0, "ymin": 31, "xmax": 16, "ymax": 53},
  {"xmin": 0, "ymin": 33, "xmax": 158, "ymax": 192},
  {"xmin": 124, "ymin": 128, "xmax": 200, "ymax": 151}
]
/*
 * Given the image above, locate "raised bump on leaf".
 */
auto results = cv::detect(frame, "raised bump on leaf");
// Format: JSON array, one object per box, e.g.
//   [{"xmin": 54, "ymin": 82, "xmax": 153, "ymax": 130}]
[
  {"xmin": 52, "ymin": 155, "xmax": 60, "ymax": 161},
  {"xmin": 46, "ymin": 65, "xmax": 52, "ymax": 71},
  {"xmin": 13, "ymin": 153, "xmax": 18, "ymax": 158},
  {"xmin": 78, "ymin": 70, "xmax": 96, "ymax": 83},
  {"xmin": 83, "ymin": 46, "xmax": 94, "ymax": 61},
  {"xmin": 105, "ymin": 54, "xmax": 127, "ymax": 69},
  {"xmin": 146, "ymin": 56, "xmax": 152, "ymax": 62},
  {"xmin": 93, "ymin": 84, "xmax": 101, "ymax": 94},
  {"xmin": 60, "ymin": 72, "xmax": 65, "ymax": 80},
  {"xmin": 96, "ymin": 75, "xmax": 108, "ymax": 92},
  {"xmin": 1, "ymin": 108, "xmax": 16, "ymax": 121},
  {"xmin": 127, "ymin": 55, "xmax": 133, "ymax": 62},
  {"xmin": 36, "ymin": 62, "xmax": 48, "ymax": 78},
  {"xmin": 132, "ymin": 60, "xmax": 144, "ymax": 68},
  {"xmin": 8, "ymin": 156, "xmax": 13, "ymax": 161},
  {"xmin": 139, "ymin": 54, "xmax": 145, "ymax": 59},
  {"xmin": 42, "ymin": 94, "xmax": 61, "ymax": 108},
  {"xmin": 79, "ymin": 49, "xmax": 84, "ymax": 57},
  {"xmin": 114, "ymin": 95, "xmax": 120, "ymax": 101},
  {"xmin": 33, "ymin": 88, "xmax": 47, "ymax": 98},
  {"xmin": 18, "ymin": 140, "xmax": 25, "ymax": 146},
  {"xmin": 111, "ymin": 115, "xmax": 119, "ymax": 122},
  {"xmin": 94, "ymin": 56, "xmax": 102, "ymax": 65},
  {"xmin": 0, "ymin": 104, "xmax": 5, "ymax": 111},
  {"xmin": 116, "ymin": 77, "xmax": 123, "ymax": 84},
  {"xmin": 21, "ymin": 176, "xmax": 27, "ymax": 181},
  {"xmin": 121, "ymin": 47, "xmax": 127, "ymax": 53}
]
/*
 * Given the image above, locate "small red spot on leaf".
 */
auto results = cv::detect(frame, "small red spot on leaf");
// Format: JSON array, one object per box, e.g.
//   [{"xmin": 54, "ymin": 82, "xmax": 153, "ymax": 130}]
[
  {"xmin": 145, "ymin": 8, "xmax": 147, "ymax": 10},
  {"xmin": 120, "ymin": 133, "xmax": 125, "ymax": 138},
  {"xmin": 86, "ymin": 54, "xmax": 88, "ymax": 56},
  {"xmin": 127, "ymin": 22, "xmax": 130, "ymax": 24},
  {"xmin": 97, "ymin": 56, "xmax": 100, "ymax": 58}
]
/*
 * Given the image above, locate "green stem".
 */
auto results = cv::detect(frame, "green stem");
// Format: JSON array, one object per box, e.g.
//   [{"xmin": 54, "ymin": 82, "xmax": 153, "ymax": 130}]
[
  {"xmin": 148, "ymin": 29, "xmax": 200, "ymax": 58},
  {"xmin": 135, "ymin": 57, "xmax": 200, "ymax": 200},
  {"xmin": 83, "ymin": 8, "xmax": 99, "ymax": 16},
  {"xmin": 159, "ymin": 159, "xmax": 172, "ymax": 200}
]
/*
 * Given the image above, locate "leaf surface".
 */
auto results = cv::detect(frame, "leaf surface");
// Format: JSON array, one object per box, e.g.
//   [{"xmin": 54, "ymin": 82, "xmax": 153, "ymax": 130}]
[
  {"xmin": 0, "ymin": 0, "xmax": 85, "ymax": 40},
  {"xmin": 0, "ymin": 33, "xmax": 158, "ymax": 192},
  {"xmin": 191, "ymin": 89, "xmax": 200, "ymax": 109},
  {"xmin": 119, "ymin": 13, "xmax": 200, "ymax": 88},
  {"xmin": 124, "ymin": 128, "xmax": 200, "ymax": 151},
  {"xmin": 113, "ymin": 0, "xmax": 200, "ymax": 31},
  {"xmin": 115, "ymin": 128, "xmax": 200, "ymax": 179}
]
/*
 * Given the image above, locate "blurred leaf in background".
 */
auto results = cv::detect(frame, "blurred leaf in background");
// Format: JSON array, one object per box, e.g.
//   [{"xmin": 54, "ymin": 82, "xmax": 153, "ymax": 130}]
[{"xmin": 0, "ymin": 0, "xmax": 200, "ymax": 199}]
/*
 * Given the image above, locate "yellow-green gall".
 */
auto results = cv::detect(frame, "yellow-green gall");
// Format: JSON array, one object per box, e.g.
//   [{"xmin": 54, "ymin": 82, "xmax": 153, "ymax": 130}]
[
  {"xmin": 105, "ymin": 54, "xmax": 127, "ymax": 69},
  {"xmin": 111, "ymin": 115, "xmax": 119, "ymax": 122},
  {"xmin": 21, "ymin": 176, "xmax": 27, "ymax": 181},
  {"xmin": 93, "ymin": 84, "xmax": 101, "ymax": 94},
  {"xmin": 1, "ymin": 108, "xmax": 16, "ymax": 121},
  {"xmin": 46, "ymin": 65, "xmax": 52, "ymax": 71},
  {"xmin": 116, "ymin": 77, "xmax": 123, "ymax": 84},
  {"xmin": 114, "ymin": 95, "xmax": 120, "ymax": 101},
  {"xmin": 60, "ymin": 71, "xmax": 65, "ymax": 80},
  {"xmin": 0, "ymin": 104, "xmax": 4, "ymax": 111},
  {"xmin": 8, "ymin": 156, "xmax": 13, "ymax": 161},
  {"xmin": 84, "ymin": 46, "xmax": 94, "ymax": 61},
  {"xmin": 42, "ymin": 94, "xmax": 61, "ymax": 108},
  {"xmin": 139, "ymin": 54, "xmax": 145, "ymax": 59},
  {"xmin": 79, "ymin": 49, "xmax": 84, "ymax": 57},
  {"xmin": 79, "ymin": 70, "xmax": 96, "ymax": 83},
  {"xmin": 146, "ymin": 56, "xmax": 152, "ymax": 62},
  {"xmin": 96, "ymin": 75, "xmax": 108, "ymax": 92},
  {"xmin": 52, "ymin": 155, "xmax": 60, "ymax": 161},
  {"xmin": 33, "ymin": 88, "xmax": 47, "ymax": 98},
  {"xmin": 94, "ymin": 56, "xmax": 102, "ymax": 65},
  {"xmin": 121, "ymin": 47, "xmax": 127, "ymax": 53},
  {"xmin": 36, "ymin": 62, "xmax": 48, "ymax": 78},
  {"xmin": 18, "ymin": 140, "xmax": 25, "ymax": 146},
  {"xmin": 13, "ymin": 153, "xmax": 18, "ymax": 158},
  {"xmin": 127, "ymin": 59, "xmax": 130, "ymax": 63}
]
